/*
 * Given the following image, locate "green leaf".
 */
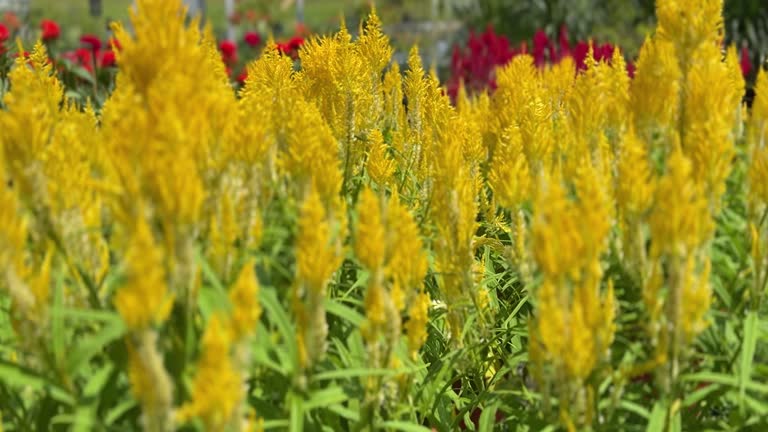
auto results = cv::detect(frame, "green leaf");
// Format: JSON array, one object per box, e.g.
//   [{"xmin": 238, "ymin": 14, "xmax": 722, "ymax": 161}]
[
  {"xmin": 263, "ymin": 419, "xmax": 291, "ymax": 430},
  {"xmin": 66, "ymin": 318, "xmax": 126, "ymax": 374},
  {"xmin": 104, "ymin": 399, "xmax": 136, "ymax": 426},
  {"xmin": 646, "ymin": 400, "xmax": 667, "ymax": 432},
  {"xmin": 325, "ymin": 299, "xmax": 364, "ymax": 326},
  {"xmin": 739, "ymin": 311, "xmax": 759, "ymax": 413},
  {"xmin": 261, "ymin": 287, "xmax": 297, "ymax": 372},
  {"xmin": 478, "ymin": 404, "xmax": 498, "ymax": 432},
  {"xmin": 619, "ymin": 400, "xmax": 651, "ymax": 419},
  {"xmin": 312, "ymin": 365, "xmax": 425, "ymax": 382},
  {"xmin": 0, "ymin": 360, "xmax": 75, "ymax": 406},
  {"xmin": 378, "ymin": 420, "xmax": 432, "ymax": 432},
  {"xmin": 304, "ymin": 386, "xmax": 348, "ymax": 411},
  {"xmin": 51, "ymin": 272, "xmax": 66, "ymax": 368},
  {"xmin": 289, "ymin": 393, "xmax": 304, "ymax": 432}
]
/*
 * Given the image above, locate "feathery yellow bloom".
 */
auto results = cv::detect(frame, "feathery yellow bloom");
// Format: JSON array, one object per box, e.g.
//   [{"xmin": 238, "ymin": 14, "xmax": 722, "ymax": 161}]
[
  {"xmin": 366, "ymin": 130, "xmax": 396, "ymax": 187},
  {"xmin": 405, "ymin": 291, "xmax": 430, "ymax": 360},
  {"xmin": 296, "ymin": 188, "xmax": 343, "ymax": 290},
  {"xmin": 648, "ymin": 148, "xmax": 712, "ymax": 259},
  {"xmin": 229, "ymin": 260, "xmax": 261, "ymax": 341},
  {"xmin": 488, "ymin": 126, "xmax": 531, "ymax": 209},
  {"xmin": 177, "ymin": 315, "xmax": 242, "ymax": 430},
  {"xmin": 114, "ymin": 219, "xmax": 173, "ymax": 330},
  {"xmin": 630, "ymin": 37, "xmax": 681, "ymax": 139},
  {"xmin": 656, "ymin": 0, "xmax": 723, "ymax": 56},
  {"xmin": 386, "ymin": 193, "xmax": 428, "ymax": 312},
  {"xmin": 355, "ymin": 188, "xmax": 387, "ymax": 270}
]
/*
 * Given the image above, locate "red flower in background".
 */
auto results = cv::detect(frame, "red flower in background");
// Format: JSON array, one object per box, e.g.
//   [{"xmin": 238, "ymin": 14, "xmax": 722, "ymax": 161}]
[
  {"xmin": 0, "ymin": 23, "xmax": 9, "ymax": 43},
  {"xmin": 741, "ymin": 45, "xmax": 753, "ymax": 77},
  {"xmin": 219, "ymin": 40, "xmax": 237, "ymax": 64},
  {"xmin": 277, "ymin": 36, "xmax": 304, "ymax": 59},
  {"xmin": 80, "ymin": 34, "xmax": 102, "ymax": 51},
  {"xmin": 244, "ymin": 31, "xmax": 261, "ymax": 48},
  {"xmin": 41, "ymin": 19, "xmax": 60, "ymax": 42},
  {"xmin": 448, "ymin": 26, "xmax": 636, "ymax": 102},
  {"xmin": 101, "ymin": 50, "xmax": 116, "ymax": 68},
  {"xmin": 237, "ymin": 69, "xmax": 248, "ymax": 85}
]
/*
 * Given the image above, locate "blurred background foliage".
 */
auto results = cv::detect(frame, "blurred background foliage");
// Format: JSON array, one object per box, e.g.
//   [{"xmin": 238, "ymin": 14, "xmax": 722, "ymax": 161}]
[
  {"xmin": 5, "ymin": 0, "xmax": 768, "ymax": 78},
  {"xmin": 453, "ymin": 0, "xmax": 767, "ymax": 78}
]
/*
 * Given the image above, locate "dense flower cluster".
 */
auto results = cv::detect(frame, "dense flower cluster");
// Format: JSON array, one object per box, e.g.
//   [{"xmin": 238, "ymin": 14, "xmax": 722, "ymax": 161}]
[
  {"xmin": 447, "ymin": 23, "xmax": 755, "ymax": 101},
  {"xmin": 0, "ymin": 0, "xmax": 765, "ymax": 431}
]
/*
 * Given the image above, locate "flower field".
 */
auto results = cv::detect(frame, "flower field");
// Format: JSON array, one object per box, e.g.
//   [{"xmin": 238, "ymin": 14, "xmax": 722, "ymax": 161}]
[{"xmin": 1, "ymin": 0, "xmax": 768, "ymax": 430}]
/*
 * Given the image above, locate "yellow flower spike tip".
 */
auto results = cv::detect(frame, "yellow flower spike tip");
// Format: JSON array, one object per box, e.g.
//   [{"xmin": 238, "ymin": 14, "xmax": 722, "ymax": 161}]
[
  {"xmin": 178, "ymin": 315, "xmax": 242, "ymax": 431},
  {"xmin": 488, "ymin": 125, "xmax": 531, "ymax": 210},
  {"xmin": 681, "ymin": 42, "xmax": 738, "ymax": 209},
  {"xmin": 114, "ymin": 219, "xmax": 173, "ymax": 331},
  {"xmin": 229, "ymin": 260, "xmax": 261, "ymax": 342},
  {"xmin": 0, "ymin": 40, "xmax": 63, "ymax": 203},
  {"xmin": 656, "ymin": 0, "xmax": 723, "ymax": 56},
  {"xmin": 365, "ymin": 130, "xmax": 396, "ymax": 188},
  {"xmin": 630, "ymin": 37, "xmax": 681, "ymax": 139},
  {"xmin": 355, "ymin": 187, "xmax": 387, "ymax": 271}
]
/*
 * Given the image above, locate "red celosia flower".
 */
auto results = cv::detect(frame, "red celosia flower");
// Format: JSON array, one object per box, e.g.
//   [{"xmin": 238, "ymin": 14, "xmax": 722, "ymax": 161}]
[
  {"xmin": 243, "ymin": 31, "xmax": 261, "ymax": 48},
  {"xmin": 80, "ymin": 34, "xmax": 102, "ymax": 51},
  {"xmin": 40, "ymin": 19, "xmax": 60, "ymax": 42},
  {"xmin": 237, "ymin": 69, "xmax": 248, "ymax": 85},
  {"xmin": 0, "ymin": 23, "xmax": 9, "ymax": 43},
  {"xmin": 75, "ymin": 47, "xmax": 94, "ymax": 72},
  {"xmin": 219, "ymin": 40, "xmax": 237, "ymax": 64},
  {"xmin": 741, "ymin": 45, "xmax": 752, "ymax": 77},
  {"xmin": 101, "ymin": 50, "xmax": 116, "ymax": 68},
  {"xmin": 288, "ymin": 36, "xmax": 304, "ymax": 51}
]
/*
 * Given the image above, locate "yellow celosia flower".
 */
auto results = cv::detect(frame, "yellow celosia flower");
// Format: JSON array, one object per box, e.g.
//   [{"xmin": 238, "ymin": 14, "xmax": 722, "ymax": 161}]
[
  {"xmin": 680, "ymin": 256, "xmax": 712, "ymax": 342},
  {"xmin": 0, "ymin": 40, "xmax": 62, "ymax": 204},
  {"xmin": 681, "ymin": 42, "xmax": 739, "ymax": 209},
  {"xmin": 630, "ymin": 37, "xmax": 681, "ymax": 139},
  {"xmin": 355, "ymin": 188, "xmax": 387, "ymax": 271},
  {"xmin": 488, "ymin": 126, "xmax": 531, "ymax": 209},
  {"xmin": 366, "ymin": 130, "xmax": 396, "ymax": 187},
  {"xmin": 563, "ymin": 300, "xmax": 596, "ymax": 380},
  {"xmin": 294, "ymin": 187, "xmax": 343, "ymax": 368},
  {"xmin": 648, "ymin": 148, "xmax": 712, "ymax": 259},
  {"xmin": 617, "ymin": 129, "xmax": 654, "ymax": 218},
  {"xmin": 386, "ymin": 193, "xmax": 428, "ymax": 312},
  {"xmin": 114, "ymin": 219, "xmax": 173, "ymax": 330},
  {"xmin": 177, "ymin": 315, "xmax": 242, "ymax": 430},
  {"xmin": 296, "ymin": 188, "xmax": 343, "ymax": 290},
  {"xmin": 532, "ymin": 176, "xmax": 584, "ymax": 279},
  {"xmin": 229, "ymin": 260, "xmax": 261, "ymax": 341},
  {"xmin": 405, "ymin": 291, "xmax": 430, "ymax": 360},
  {"xmin": 656, "ymin": 0, "xmax": 723, "ymax": 56}
]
